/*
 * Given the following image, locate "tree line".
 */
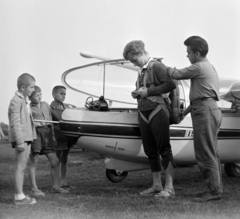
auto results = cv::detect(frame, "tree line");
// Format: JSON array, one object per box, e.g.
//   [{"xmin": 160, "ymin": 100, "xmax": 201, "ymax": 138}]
[{"xmin": 1, "ymin": 122, "xmax": 8, "ymax": 136}]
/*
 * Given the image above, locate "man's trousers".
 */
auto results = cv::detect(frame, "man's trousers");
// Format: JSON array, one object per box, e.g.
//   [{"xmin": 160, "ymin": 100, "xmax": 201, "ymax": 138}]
[{"xmin": 191, "ymin": 100, "xmax": 223, "ymax": 194}]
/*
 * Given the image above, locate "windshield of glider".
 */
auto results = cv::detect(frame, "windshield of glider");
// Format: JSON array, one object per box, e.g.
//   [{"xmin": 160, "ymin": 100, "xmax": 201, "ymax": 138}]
[{"xmin": 62, "ymin": 60, "xmax": 139, "ymax": 105}]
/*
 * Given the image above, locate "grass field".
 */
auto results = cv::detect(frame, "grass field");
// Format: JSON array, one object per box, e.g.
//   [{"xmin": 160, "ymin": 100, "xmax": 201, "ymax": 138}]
[{"xmin": 0, "ymin": 142, "xmax": 240, "ymax": 219}]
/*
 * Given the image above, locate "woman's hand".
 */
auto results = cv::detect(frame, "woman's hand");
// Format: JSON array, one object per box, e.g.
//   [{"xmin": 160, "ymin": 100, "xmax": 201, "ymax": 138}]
[
  {"xmin": 131, "ymin": 90, "xmax": 139, "ymax": 99},
  {"xmin": 138, "ymin": 87, "xmax": 148, "ymax": 98}
]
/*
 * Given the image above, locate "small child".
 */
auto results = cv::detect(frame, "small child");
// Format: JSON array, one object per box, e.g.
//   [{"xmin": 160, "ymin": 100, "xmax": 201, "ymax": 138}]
[
  {"xmin": 50, "ymin": 85, "xmax": 74, "ymax": 190},
  {"xmin": 8, "ymin": 73, "xmax": 37, "ymax": 205},
  {"xmin": 28, "ymin": 85, "xmax": 69, "ymax": 195}
]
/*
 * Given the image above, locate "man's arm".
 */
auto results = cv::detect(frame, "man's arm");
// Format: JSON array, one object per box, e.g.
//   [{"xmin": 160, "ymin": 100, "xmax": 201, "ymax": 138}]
[
  {"xmin": 168, "ymin": 63, "xmax": 201, "ymax": 80},
  {"xmin": 183, "ymin": 105, "xmax": 192, "ymax": 116}
]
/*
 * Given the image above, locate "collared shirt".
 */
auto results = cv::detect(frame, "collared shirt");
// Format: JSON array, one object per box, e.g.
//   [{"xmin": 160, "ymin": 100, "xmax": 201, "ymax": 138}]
[
  {"xmin": 50, "ymin": 101, "xmax": 66, "ymax": 122},
  {"xmin": 136, "ymin": 58, "xmax": 176, "ymax": 112},
  {"xmin": 141, "ymin": 57, "xmax": 154, "ymax": 71},
  {"xmin": 30, "ymin": 101, "xmax": 52, "ymax": 126},
  {"xmin": 15, "ymin": 91, "xmax": 31, "ymax": 115},
  {"xmin": 8, "ymin": 92, "xmax": 36, "ymax": 144},
  {"xmin": 140, "ymin": 57, "xmax": 154, "ymax": 74},
  {"xmin": 168, "ymin": 58, "xmax": 220, "ymax": 101},
  {"xmin": 138, "ymin": 57, "xmax": 154, "ymax": 88},
  {"xmin": 50, "ymin": 100, "xmax": 69, "ymax": 146}
]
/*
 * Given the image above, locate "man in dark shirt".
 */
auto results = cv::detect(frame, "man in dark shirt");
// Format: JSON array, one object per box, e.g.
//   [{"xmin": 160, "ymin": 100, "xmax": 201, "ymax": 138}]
[
  {"xmin": 123, "ymin": 40, "xmax": 176, "ymax": 198},
  {"xmin": 168, "ymin": 36, "xmax": 222, "ymax": 202}
]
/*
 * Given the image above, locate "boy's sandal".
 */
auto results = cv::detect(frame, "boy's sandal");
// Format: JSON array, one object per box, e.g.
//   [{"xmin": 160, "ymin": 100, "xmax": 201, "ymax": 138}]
[
  {"xmin": 51, "ymin": 187, "xmax": 69, "ymax": 194},
  {"xmin": 154, "ymin": 188, "xmax": 175, "ymax": 198},
  {"xmin": 61, "ymin": 184, "xmax": 75, "ymax": 190},
  {"xmin": 140, "ymin": 187, "xmax": 162, "ymax": 196},
  {"xmin": 30, "ymin": 189, "xmax": 46, "ymax": 197},
  {"xmin": 13, "ymin": 196, "xmax": 37, "ymax": 205}
]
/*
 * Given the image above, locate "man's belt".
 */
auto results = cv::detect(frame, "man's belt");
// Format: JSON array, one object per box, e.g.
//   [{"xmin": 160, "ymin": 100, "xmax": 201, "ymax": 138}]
[{"xmin": 190, "ymin": 97, "xmax": 217, "ymax": 105}]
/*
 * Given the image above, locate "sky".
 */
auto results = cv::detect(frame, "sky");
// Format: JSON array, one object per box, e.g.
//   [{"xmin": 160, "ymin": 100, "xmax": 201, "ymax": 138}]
[{"xmin": 1, "ymin": 0, "xmax": 239, "ymax": 124}]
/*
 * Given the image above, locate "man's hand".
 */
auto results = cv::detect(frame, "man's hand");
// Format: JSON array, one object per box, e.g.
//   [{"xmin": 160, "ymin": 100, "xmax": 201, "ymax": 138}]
[
  {"xmin": 53, "ymin": 137, "xmax": 57, "ymax": 146},
  {"xmin": 138, "ymin": 87, "xmax": 148, "ymax": 98},
  {"xmin": 177, "ymin": 111, "xmax": 185, "ymax": 124},
  {"xmin": 17, "ymin": 143, "xmax": 25, "ymax": 152}
]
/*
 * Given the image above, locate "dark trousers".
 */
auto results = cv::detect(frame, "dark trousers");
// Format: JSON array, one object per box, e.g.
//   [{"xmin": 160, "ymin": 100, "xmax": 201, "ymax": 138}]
[
  {"xmin": 139, "ymin": 108, "xmax": 175, "ymax": 172},
  {"xmin": 191, "ymin": 100, "xmax": 223, "ymax": 194}
]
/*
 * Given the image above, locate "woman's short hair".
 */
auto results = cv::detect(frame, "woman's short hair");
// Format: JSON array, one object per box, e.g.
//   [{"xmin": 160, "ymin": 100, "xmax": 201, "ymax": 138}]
[
  {"xmin": 123, "ymin": 40, "xmax": 146, "ymax": 60},
  {"xmin": 52, "ymin": 85, "xmax": 66, "ymax": 96},
  {"xmin": 184, "ymin": 36, "xmax": 208, "ymax": 57},
  {"xmin": 17, "ymin": 73, "xmax": 35, "ymax": 89}
]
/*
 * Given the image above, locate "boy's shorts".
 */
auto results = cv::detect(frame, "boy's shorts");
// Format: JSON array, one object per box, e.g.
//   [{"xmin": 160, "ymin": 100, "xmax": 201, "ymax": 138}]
[
  {"xmin": 54, "ymin": 125, "xmax": 73, "ymax": 151},
  {"xmin": 31, "ymin": 126, "xmax": 55, "ymax": 155},
  {"xmin": 55, "ymin": 141, "xmax": 73, "ymax": 151}
]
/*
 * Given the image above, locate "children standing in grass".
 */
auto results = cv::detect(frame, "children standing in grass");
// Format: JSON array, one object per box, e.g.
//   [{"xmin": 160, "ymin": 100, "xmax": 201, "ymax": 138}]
[
  {"xmin": 28, "ymin": 85, "xmax": 69, "ymax": 195},
  {"xmin": 8, "ymin": 73, "xmax": 37, "ymax": 205},
  {"xmin": 50, "ymin": 85, "xmax": 74, "ymax": 190}
]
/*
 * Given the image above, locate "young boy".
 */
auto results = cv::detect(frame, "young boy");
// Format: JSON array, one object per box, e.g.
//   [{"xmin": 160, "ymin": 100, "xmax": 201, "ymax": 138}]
[
  {"xmin": 50, "ymin": 85, "xmax": 74, "ymax": 190},
  {"xmin": 28, "ymin": 85, "xmax": 69, "ymax": 195},
  {"xmin": 8, "ymin": 73, "xmax": 37, "ymax": 205}
]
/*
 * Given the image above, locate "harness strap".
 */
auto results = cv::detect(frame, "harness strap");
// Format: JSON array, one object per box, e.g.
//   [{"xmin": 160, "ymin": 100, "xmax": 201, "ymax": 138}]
[
  {"xmin": 161, "ymin": 103, "xmax": 170, "ymax": 119},
  {"xmin": 140, "ymin": 105, "xmax": 161, "ymax": 124},
  {"xmin": 140, "ymin": 111, "xmax": 149, "ymax": 124},
  {"xmin": 140, "ymin": 103, "xmax": 170, "ymax": 124},
  {"xmin": 149, "ymin": 105, "xmax": 162, "ymax": 122}
]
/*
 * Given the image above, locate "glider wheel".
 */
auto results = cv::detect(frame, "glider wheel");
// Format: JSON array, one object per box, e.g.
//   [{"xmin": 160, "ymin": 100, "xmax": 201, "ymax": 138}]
[
  {"xmin": 224, "ymin": 163, "xmax": 240, "ymax": 177},
  {"xmin": 106, "ymin": 169, "xmax": 128, "ymax": 183}
]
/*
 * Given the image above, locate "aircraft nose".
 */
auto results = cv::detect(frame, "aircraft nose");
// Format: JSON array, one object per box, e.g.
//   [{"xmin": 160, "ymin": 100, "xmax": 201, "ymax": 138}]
[
  {"xmin": 231, "ymin": 82, "xmax": 240, "ymax": 99},
  {"xmin": 220, "ymin": 81, "xmax": 240, "ymax": 103}
]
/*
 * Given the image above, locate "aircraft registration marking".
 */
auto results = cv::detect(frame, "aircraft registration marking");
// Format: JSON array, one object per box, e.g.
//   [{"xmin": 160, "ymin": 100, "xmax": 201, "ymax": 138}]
[
  {"xmin": 185, "ymin": 130, "xmax": 193, "ymax": 137},
  {"xmin": 105, "ymin": 142, "xmax": 125, "ymax": 152}
]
